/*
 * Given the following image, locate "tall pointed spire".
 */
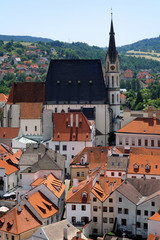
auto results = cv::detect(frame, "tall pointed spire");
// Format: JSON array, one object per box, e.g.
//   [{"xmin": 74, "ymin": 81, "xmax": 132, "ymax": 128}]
[{"xmin": 107, "ymin": 11, "xmax": 117, "ymax": 63}]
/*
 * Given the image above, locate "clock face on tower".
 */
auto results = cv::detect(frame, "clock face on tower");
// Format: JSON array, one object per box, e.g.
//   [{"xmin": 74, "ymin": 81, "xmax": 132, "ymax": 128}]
[{"xmin": 110, "ymin": 65, "xmax": 115, "ymax": 70}]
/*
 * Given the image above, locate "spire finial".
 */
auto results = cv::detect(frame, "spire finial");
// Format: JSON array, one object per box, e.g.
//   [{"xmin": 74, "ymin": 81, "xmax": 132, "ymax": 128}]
[{"xmin": 111, "ymin": 8, "xmax": 113, "ymax": 19}]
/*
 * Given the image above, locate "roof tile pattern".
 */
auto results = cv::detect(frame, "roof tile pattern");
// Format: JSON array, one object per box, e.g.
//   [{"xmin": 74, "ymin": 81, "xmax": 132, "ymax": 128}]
[
  {"xmin": 20, "ymin": 103, "xmax": 42, "ymax": 119},
  {"xmin": 117, "ymin": 117, "xmax": 160, "ymax": 134},
  {"xmin": 53, "ymin": 112, "xmax": 91, "ymax": 141}
]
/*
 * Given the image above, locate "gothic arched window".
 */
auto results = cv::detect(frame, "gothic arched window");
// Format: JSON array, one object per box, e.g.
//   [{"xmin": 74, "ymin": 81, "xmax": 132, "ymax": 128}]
[{"xmin": 112, "ymin": 94, "xmax": 114, "ymax": 104}]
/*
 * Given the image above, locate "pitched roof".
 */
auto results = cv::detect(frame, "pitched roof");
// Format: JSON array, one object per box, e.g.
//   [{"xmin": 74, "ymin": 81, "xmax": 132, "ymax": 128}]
[
  {"xmin": 149, "ymin": 210, "xmax": 160, "ymax": 221},
  {"xmin": 127, "ymin": 178, "xmax": 160, "ymax": 196},
  {"xmin": 128, "ymin": 154, "xmax": 160, "ymax": 175},
  {"xmin": 66, "ymin": 177, "xmax": 93, "ymax": 204},
  {"xmin": 147, "ymin": 234, "xmax": 160, "ymax": 240},
  {"xmin": 20, "ymin": 103, "xmax": 42, "ymax": 119},
  {"xmin": 52, "ymin": 112, "xmax": 91, "ymax": 141},
  {"xmin": 117, "ymin": 147, "xmax": 160, "ymax": 155},
  {"xmin": 45, "ymin": 59, "xmax": 107, "ymax": 104},
  {"xmin": 0, "ymin": 93, "xmax": 7, "ymax": 102},
  {"xmin": 0, "ymin": 160, "xmax": 18, "ymax": 175},
  {"xmin": 0, "ymin": 205, "xmax": 41, "ymax": 234},
  {"xmin": 28, "ymin": 191, "xmax": 58, "ymax": 219},
  {"xmin": 0, "ymin": 127, "xmax": 20, "ymax": 139},
  {"xmin": 40, "ymin": 219, "xmax": 87, "ymax": 240},
  {"xmin": 14, "ymin": 150, "xmax": 22, "ymax": 160},
  {"xmin": 116, "ymin": 180, "xmax": 142, "ymax": 204},
  {"xmin": 21, "ymin": 151, "xmax": 63, "ymax": 173},
  {"xmin": 7, "ymin": 82, "xmax": 45, "ymax": 104},
  {"xmin": 117, "ymin": 117, "xmax": 160, "ymax": 134},
  {"xmin": 30, "ymin": 173, "xmax": 65, "ymax": 198},
  {"xmin": 70, "ymin": 147, "xmax": 108, "ymax": 169}
]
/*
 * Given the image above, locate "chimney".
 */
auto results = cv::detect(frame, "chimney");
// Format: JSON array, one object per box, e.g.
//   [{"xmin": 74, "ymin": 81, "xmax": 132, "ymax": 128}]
[
  {"xmin": 108, "ymin": 149, "xmax": 112, "ymax": 157},
  {"xmin": 38, "ymin": 153, "xmax": 41, "ymax": 161},
  {"xmin": 73, "ymin": 178, "xmax": 78, "ymax": 188},
  {"xmin": 109, "ymin": 183, "xmax": 113, "ymax": 194},
  {"xmin": 84, "ymin": 153, "xmax": 87, "ymax": 164},
  {"xmin": 70, "ymin": 114, "xmax": 73, "ymax": 127},
  {"xmin": 124, "ymin": 146, "xmax": 130, "ymax": 154},
  {"xmin": 96, "ymin": 172, "xmax": 99, "ymax": 183},
  {"xmin": 153, "ymin": 111, "xmax": 156, "ymax": 120},
  {"xmin": 76, "ymin": 231, "xmax": 81, "ymax": 238},
  {"xmin": 76, "ymin": 114, "xmax": 79, "ymax": 128},
  {"xmin": 17, "ymin": 205, "xmax": 22, "ymax": 214},
  {"xmin": 63, "ymin": 228, "xmax": 68, "ymax": 240},
  {"xmin": 86, "ymin": 176, "xmax": 89, "ymax": 182}
]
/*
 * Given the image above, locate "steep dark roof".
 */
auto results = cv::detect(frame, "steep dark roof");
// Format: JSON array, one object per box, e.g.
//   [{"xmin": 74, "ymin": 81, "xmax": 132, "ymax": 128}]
[
  {"xmin": 107, "ymin": 18, "xmax": 118, "ymax": 63},
  {"xmin": 45, "ymin": 59, "xmax": 107, "ymax": 104},
  {"xmin": 7, "ymin": 82, "xmax": 45, "ymax": 103}
]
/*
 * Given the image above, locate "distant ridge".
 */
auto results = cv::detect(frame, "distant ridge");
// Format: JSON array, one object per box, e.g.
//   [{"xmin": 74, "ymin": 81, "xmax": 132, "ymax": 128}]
[{"xmin": 0, "ymin": 34, "xmax": 53, "ymax": 43}]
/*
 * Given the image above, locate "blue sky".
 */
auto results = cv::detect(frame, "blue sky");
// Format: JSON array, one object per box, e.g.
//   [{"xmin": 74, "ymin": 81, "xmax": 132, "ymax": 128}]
[{"xmin": 1, "ymin": 0, "xmax": 160, "ymax": 47}]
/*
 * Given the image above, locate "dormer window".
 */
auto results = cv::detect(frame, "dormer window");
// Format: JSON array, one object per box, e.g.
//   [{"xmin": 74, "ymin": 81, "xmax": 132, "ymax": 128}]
[
  {"xmin": 82, "ymin": 192, "xmax": 87, "ymax": 203},
  {"xmin": 145, "ymin": 164, "xmax": 150, "ymax": 173},
  {"xmin": 80, "ymin": 157, "xmax": 84, "ymax": 165},
  {"xmin": 134, "ymin": 164, "xmax": 139, "ymax": 172}
]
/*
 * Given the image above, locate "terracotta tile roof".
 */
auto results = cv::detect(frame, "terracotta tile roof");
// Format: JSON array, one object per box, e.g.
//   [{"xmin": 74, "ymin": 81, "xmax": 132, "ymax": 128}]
[
  {"xmin": 70, "ymin": 147, "xmax": 108, "ymax": 168},
  {"xmin": 0, "ymin": 205, "xmax": 41, "ymax": 234},
  {"xmin": 30, "ymin": 173, "xmax": 65, "ymax": 198},
  {"xmin": 117, "ymin": 117, "xmax": 160, "ymax": 134},
  {"xmin": 147, "ymin": 234, "xmax": 160, "ymax": 240},
  {"xmin": 14, "ymin": 150, "xmax": 22, "ymax": 160},
  {"xmin": 149, "ymin": 210, "xmax": 160, "ymax": 221},
  {"xmin": 42, "ymin": 173, "xmax": 66, "ymax": 198},
  {"xmin": 120, "ymin": 93, "xmax": 126, "ymax": 98},
  {"xmin": 53, "ymin": 112, "xmax": 91, "ymax": 141},
  {"xmin": 117, "ymin": 147, "xmax": 160, "ymax": 155},
  {"xmin": 0, "ymin": 127, "xmax": 20, "ymax": 139},
  {"xmin": 128, "ymin": 154, "xmax": 160, "ymax": 175},
  {"xmin": 0, "ymin": 93, "xmax": 7, "ymax": 102},
  {"xmin": 0, "ymin": 160, "xmax": 18, "ymax": 175},
  {"xmin": 146, "ymin": 78, "xmax": 154, "ymax": 83},
  {"xmin": 17, "ymin": 64, "xmax": 27, "ymax": 69},
  {"xmin": 7, "ymin": 82, "xmax": 45, "ymax": 103},
  {"xmin": 66, "ymin": 177, "xmax": 93, "ymax": 204},
  {"xmin": 28, "ymin": 191, "xmax": 58, "ymax": 219},
  {"xmin": 30, "ymin": 178, "xmax": 44, "ymax": 187},
  {"xmin": 31, "ymin": 64, "xmax": 39, "ymax": 69},
  {"xmin": 20, "ymin": 103, "xmax": 42, "ymax": 119}
]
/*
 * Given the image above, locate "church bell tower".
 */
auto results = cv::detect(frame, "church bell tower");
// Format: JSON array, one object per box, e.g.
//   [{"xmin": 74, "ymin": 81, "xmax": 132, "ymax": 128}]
[{"xmin": 105, "ymin": 13, "xmax": 120, "ymax": 132}]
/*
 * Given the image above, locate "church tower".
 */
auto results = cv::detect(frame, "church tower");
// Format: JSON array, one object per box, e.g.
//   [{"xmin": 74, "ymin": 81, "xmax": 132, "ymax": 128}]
[{"xmin": 105, "ymin": 13, "xmax": 120, "ymax": 132}]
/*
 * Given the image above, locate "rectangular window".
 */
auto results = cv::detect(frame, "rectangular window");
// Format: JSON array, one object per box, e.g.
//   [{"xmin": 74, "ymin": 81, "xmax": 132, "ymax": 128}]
[
  {"xmin": 138, "ymin": 139, "xmax": 141, "ymax": 146},
  {"xmin": 151, "ymin": 211, "xmax": 155, "ymax": 216},
  {"xmin": 81, "ymin": 205, "xmax": 86, "ymax": 211},
  {"xmin": 111, "ymin": 172, "xmax": 114, "ymax": 176},
  {"xmin": 35, "ymin": 126, "xmax": 37, "ymax": 131},
  {"xmin": 25, "ymin": 126, "xmax": 27, "ymax": 131},
  {"xmin": 151, "ymin": 202, "xmax": 155, "ymax": 206},
  {"xmin": 118, "ymin": 172, "xmax": 122, "ymax": 176},
  {"xmin": 93, "ymin": 206, "xmax": 97, "ymax": 212},
  {"xmin": 109, "ymin": 218, "xmax": 114, "ymax": 223},
  {"xmin": 103, "ymin": 207, "xmax": 107, "ymax": 212},
  {"xmin": 119, "ymin": 139, "xmax": 122, "ymax": 145},
  {"xmin": 124, "ymin": 208, "xmax": 129, "ymax": 214},
  {"xmin": 93, "ymin": 229, "xmax": 97, "ymax": 233},
  {"xmin": 72, "ymin": 216, "xmax": 76, "ymax": 223},
  {"xmin": 20, "ymin": 174, "xmax": 22, "ymax": 179},
  {"xmin": 93, "ymin": 197, "xmax": 97, "ymax": 202},
  {"xmin": 76, "ymin": 172, "xmax": 80, "ymax": 177},
  {"xmin": 6, "ymin": 234, "xmax": 9, "ymax": 240},
  {"xmin": 144, "ymin": 223, "xmax": 148, "ymax": 230},
  {"xmin": 109, "ymin": 198, "xmax": 113, "ymax": 203},
  {"xmin": 109, "ymin": 207, "xmax": 114, "ymax": 212},
  {"xmin": 151, "ymin": 140, "xmax": 154, "ymax": 147},
  {"xmin": 137, "ymin": 210, "xmax": 141, "ymax": 215},
  {"xmin": 132, "ymin": 139, "xmax": 135, "ymax": 146},
  {"xmin": 121, "ymin": 219, "xmax": 126, "ymax": 226},
  {"xmin": 81, "ymin": 172, "xmax": 84, "ymax": 177},
  {"xmin": 72, "ymin": 205, "xmax": 76, "ymax": 210},
  {"xmin": 145, "ymin": 139, "xmax": 148, "ymax": 146},
  {"xmin": 144, "ymin": 210, "xmax": 148, "ymax": 216},
  {"xmin": 93, "ymin": 217, "xmax": 97, "ymax": 222},
  {"xmin": 63, "ymin": 145, "xmax": 67, "ymax": 151},
  {"xmin": 125, "ymin": 138, "xmax": 129, "ymax": 145},
  {"xmin": 118, "ymin": 208, "xmax": 122, "ymax": 214},
  {"xmin": 63, "ymin": 154, "xmax": 67, "ymax": 160},
  {"xmin": 55, "ymin": 145, "xmax": 59, "ymax": 151},
  {"xmin": 119, "ymin": 197, "xmax": 122, "ymax": 202},
  {"xmin": 103, "ymin": 217, "xmax": 107, "ymax": 223},
  {"xmin": 158, "ymin": 140, "xmax": 160, "ymax": 147},
  {"xmin": 136, "ymin": 222, "xmax": 141, "ymax": 228}
]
